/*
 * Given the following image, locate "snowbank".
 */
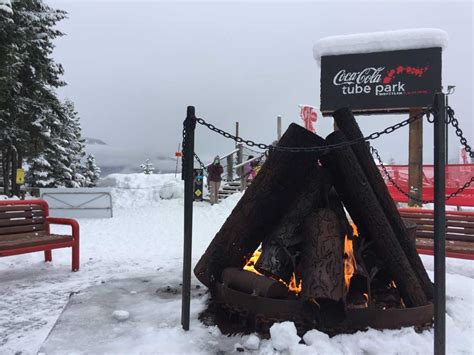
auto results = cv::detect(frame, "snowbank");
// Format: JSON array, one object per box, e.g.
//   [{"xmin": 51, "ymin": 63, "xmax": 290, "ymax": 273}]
[
  {"xmin": 98, "ymin": 173, "xmax": 183, "ymax": 208},
  {"xmin": 313, "ymin": 28, "xmax": 449, "ymax": 64}
]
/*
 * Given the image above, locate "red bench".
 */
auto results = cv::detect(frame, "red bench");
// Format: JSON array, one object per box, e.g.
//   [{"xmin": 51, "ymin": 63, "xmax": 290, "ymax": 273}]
[
  {"xmin": 399, "ymin": 208, "xmax": 474, "ymax": 260},
  {"xmin": 0, "ymin": 200, "xmax": 80, "ymax": 271}
]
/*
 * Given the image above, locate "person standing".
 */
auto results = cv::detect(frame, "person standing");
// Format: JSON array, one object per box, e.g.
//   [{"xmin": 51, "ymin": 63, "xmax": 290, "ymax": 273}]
[{"xmin": 208, "ymin": 156, "xmax": 223, "ymax": 205}]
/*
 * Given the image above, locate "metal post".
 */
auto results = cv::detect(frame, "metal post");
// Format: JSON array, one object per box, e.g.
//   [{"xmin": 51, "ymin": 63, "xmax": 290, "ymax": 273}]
[
  {"xmin": 433, "ymin": 93, "xmax": 446, "ymax": 355},
  {"xmin": 181, "ymin": 106, "xmax": 196, "ymax": 331},
  {"xmin": 235, "ymin": 122, "xmax": 240, "ymax": 148}
]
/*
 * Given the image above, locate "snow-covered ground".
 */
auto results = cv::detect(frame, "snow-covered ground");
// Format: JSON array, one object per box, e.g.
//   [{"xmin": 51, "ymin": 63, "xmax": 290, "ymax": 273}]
[{"xmin": 0, "ymin": 174, "xmax": 472, "ymax": 354}]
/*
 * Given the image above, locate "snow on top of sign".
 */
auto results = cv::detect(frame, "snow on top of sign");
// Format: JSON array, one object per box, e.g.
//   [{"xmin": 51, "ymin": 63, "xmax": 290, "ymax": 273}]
[{"xmin": 313, "ymin": 28, "xmax": 448, "ymax": 64}]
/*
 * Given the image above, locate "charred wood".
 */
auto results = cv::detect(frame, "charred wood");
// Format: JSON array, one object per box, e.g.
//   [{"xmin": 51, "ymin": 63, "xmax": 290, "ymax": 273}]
[
  {"xmin": 333, "ymin": 107, "xmax": 433, "ymax": 300},
  {"xmin": 194, "ymin": 124, "xmax": 326, "ymax": 287},
  {"xmin": 322, "ymin": 130, "xmax": 428, "ymax": 307}
]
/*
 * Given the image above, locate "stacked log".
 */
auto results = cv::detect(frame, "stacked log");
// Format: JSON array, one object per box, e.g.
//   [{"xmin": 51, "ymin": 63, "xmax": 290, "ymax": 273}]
[
  {"xmin": 333, "ymin": 108, "xmax": 433, "ymax": 300},
  {"xmin": 194, "ymin": 123, "xmax": 326, "ymax": 287},
  {"xmin": 322, "ymin": 130, "xmax": 428, "ymax": 307}
]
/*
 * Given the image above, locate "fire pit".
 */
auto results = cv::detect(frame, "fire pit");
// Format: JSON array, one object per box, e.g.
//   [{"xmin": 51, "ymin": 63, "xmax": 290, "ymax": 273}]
[{"xmin": 195, "ymin": 111, "xmax": 434, "ymax": 336}]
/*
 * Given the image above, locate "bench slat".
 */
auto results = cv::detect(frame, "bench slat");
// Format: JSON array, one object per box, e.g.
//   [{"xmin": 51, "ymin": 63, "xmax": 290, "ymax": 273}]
[
  {"xmin": 416, "ymin": 231, "xmax": 474, "ymax": 242},
  {"xmin": 0, "ymin": 205, "xmax": 43, "ymax": 213},
  {"xmin": 0, "ymin": 211, "xmax": 44, "ymax": 220},
  {"xmin": 416, "ymin": 238, "xmax": 474, "ymax": 254},
  {"xmin": 0, "ymin": 233, "xmax": 72, "ymax": 251},
  {"xmin": 400, "ymin": 212, "xmax": 474, "ymax": 222},
  {"xmin": 0, "ymin": 224, "xmax": 45, "ymax": 235},
  {"xmin": 0, "ymin": 217, "xmax": 45, "ymax": 227}
]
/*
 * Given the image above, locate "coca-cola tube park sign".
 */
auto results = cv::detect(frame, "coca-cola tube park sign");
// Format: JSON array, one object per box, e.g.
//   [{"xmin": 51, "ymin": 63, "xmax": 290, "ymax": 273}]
[{"xmin": 320, "ymin": 47, "xmax": 442, "ymax": 115}]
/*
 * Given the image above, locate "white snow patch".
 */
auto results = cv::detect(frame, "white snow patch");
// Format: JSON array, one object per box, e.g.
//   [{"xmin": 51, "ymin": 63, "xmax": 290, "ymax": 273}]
[
  {"xmin": 112, "ymin": 310, "xmax": 130, "ymax": 321},
  {"xmin": 159, "ymin": 181, "xmax": 183, "ymax": 200},
  {"xmin": 0, "ymin": 0, "xmax": 12, "ymax": 14},
  {"xmin": 243, "ymin": 334, "xmax": 260, "ymax": 350},
  {"xmin": 314, "ymin": 28, "xmax": 449, "ymax": 64},
  {"xmin": 270, "ymin": 321, "xmax": 301, "ymax": 351}
]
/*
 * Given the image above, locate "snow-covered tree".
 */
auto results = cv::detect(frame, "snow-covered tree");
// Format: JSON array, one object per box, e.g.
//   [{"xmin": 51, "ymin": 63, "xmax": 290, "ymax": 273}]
[
  {"xmin": 140, "ymin": 159, "xmax": 155, "ymax": 175},
  {"xmin": 1, "ymin": 0, "xmax": 65, "ymax": 188},
  {"xmin": 83, "ymin": 154, "xmax": 101, "ymax": 187}
]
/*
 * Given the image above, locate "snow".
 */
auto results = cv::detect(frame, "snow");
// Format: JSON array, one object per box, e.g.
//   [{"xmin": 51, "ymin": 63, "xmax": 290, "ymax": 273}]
[
  {"xmin": 269, "ymin": 321, "xmax": 301, "ymax": 351},
  {"xmin": 313, "ymin": 28, "xmax": 449, "ymax": 64},
  {"xmin": 0, "ymin": 0, "xmax": 12, "ymax": 14},
  {"xmin": 112, "ymin": 310, "xmax": 130, "ymax": 321},
  {"xmin": 0, "ymin": 173, "xmax": 472, "ymax": 354},
  {"xmin": 243, "ymin": 333, "xmax": 260, "ymax": 350}
]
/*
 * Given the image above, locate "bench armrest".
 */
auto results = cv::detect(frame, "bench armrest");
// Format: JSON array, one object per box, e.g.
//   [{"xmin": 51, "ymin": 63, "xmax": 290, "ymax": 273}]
[{"xmin": 47, "ymin": 217, "xmax": 80, "ymax": 241}]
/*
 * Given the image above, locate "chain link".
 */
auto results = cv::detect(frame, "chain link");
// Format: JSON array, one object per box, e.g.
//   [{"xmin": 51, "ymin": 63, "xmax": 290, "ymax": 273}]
[
  {"xmin": 446, "ymin": 106, "xmax": 474, "ymax": 159},
  {"xmin": 371, "ymin": 145, "xmax": 473, "ymax": 204},
  {"xmin": 195, "ymin": 107, "xmax": 432, "ymax": 154}
]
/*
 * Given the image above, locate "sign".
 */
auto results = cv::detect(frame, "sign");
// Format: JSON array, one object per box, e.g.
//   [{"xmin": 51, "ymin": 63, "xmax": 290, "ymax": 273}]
[
  {"xmin": 299, "ymin": 105, "xmax": 318, "ymax": 133},
  {"xmin": 193, "ymin": 169, "xmax": 204, "ymax": 201},
  {"xmin": 320, "ymin": 47, "xmax": 442, "ymax": 115},
  {"xmin": 16, "ymin": 168, "xmax": 25, "ymax": 185}
]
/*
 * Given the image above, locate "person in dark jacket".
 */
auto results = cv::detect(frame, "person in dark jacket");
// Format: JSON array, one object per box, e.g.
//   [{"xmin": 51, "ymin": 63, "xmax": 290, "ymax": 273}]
[{"xmin": 207, "ymin": 156, "xmax": 223, "ymax": 204}]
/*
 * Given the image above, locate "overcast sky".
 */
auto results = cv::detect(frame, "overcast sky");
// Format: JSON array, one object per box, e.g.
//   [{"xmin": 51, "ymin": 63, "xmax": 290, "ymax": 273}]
[{"xmin": 49, "ymin": 0, "xmax": 473, "ymax": 168}]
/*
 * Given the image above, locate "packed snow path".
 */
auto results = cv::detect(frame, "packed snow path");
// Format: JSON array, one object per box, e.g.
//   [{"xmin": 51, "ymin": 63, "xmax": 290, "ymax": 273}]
[{"xmin": 0, "ymin": 174, "xmax": 472, "ymax": 354}]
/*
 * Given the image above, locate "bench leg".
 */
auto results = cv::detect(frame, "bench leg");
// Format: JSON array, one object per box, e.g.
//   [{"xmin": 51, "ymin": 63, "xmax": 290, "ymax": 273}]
[
  {"xmin": 45, "ymin": 250, "xmax": 52, "ymax": 263},
  {"xmin": 72, "ymin": 244, "xmax": 80, "ymax": 272}
]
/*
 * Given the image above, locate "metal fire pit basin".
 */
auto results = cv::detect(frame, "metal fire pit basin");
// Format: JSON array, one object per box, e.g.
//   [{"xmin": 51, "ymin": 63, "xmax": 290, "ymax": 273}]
[{"xmin": 213, "ymin": 282, "xmax": 433, "ymax": 332}]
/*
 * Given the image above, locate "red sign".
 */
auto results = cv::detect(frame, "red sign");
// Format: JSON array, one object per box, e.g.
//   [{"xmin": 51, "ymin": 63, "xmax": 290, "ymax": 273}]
[{"xmin": 299, "ymin": 105, "xmax": 318, "ymax": 133}]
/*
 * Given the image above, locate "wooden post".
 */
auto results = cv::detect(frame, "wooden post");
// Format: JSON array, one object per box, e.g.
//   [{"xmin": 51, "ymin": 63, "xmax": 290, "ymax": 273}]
[
  {"xmin": 235, "ymin": 122, "xmax": 240, "ymax": 148},
  {"xmin": 277, "ymin": 116, "xmax": 282, "ymax": 140},
  {"xmin": 237, "ymin": 144, "xmax": 244, "ymax": 190},
  {"xmin": 226, "ymin": 155, "xmax": 233, "ymax": 181},
  {"xmin": 408, "ymin": 108, "xmax": 423, "ymax": 206}
]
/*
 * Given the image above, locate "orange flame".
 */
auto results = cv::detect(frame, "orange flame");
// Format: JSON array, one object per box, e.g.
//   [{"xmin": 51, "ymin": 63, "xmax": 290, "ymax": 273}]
[
  {"xmin": 344, "ymin": 224, "xmax": 359, "ymax": 289},
  {"xmin": 243, "ymin": 249, "xmax": 302, "ymax": 294}
]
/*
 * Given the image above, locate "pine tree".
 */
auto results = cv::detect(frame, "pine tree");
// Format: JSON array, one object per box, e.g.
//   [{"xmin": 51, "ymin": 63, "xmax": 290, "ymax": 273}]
[
  {"xmin": 2, "ymin": 0, "xmax": 69, "ymax": 190},
  {"xmin": 140, "ymin": 159, "xmax": 155, "ymax": 174},
  {"xmin": 83, "ymin": 154, "xmax": 101, "ymax": 187}
]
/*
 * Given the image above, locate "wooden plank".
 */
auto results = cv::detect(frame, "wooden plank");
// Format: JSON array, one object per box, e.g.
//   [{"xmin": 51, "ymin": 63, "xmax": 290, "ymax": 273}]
[
  {"xmin": 0, "ymin": 217, "xmax": 45, "ymax": 227},
  {"xmin": 416, "ymin": 238, "xmax": 474, "ymax": 254},
  {"xmin": 0, "ymin": 234, "xmax": 72, "ymax": 250},
  {"xmin": 0, "ymin": 211, "xmax": 44, "ymax": 220},
  {"xmin": 0, "ymin": 205, "xmax": 43, "ymax": 212},
  {"xmin": 0, "ymin": 224, "xmax": 45, "ymax": 235},
  {"xmin": 416, "ymin": 231, "xmax": 474, "ymax": 242}
]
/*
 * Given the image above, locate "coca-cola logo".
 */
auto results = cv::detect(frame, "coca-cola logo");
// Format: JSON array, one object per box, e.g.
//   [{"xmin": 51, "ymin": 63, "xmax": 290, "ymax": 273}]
[{"xmin": 333, "ymin": 67, "xmax": 385, "ymax": 86}]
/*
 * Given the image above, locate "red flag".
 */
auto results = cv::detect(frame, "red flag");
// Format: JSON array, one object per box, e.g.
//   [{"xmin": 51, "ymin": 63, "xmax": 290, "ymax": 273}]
[{"xmin": 299, "ymin": 105, "xmax": 318, "ymax": 133}]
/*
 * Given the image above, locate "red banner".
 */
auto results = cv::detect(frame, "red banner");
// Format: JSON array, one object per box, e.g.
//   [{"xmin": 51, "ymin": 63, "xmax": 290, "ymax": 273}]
[{"xmin": 381, "ymin": 164, "xmax": 474, "ymax": 206}]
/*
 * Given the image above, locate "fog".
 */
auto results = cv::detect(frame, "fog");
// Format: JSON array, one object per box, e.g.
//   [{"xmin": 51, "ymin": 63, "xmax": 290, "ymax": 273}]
[{"xmin": 49, "ymin": 0, "xmax": 473, "ymax": 172}]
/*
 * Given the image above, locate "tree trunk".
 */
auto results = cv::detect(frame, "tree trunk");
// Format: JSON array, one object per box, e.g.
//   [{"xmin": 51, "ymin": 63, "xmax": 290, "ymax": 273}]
[
  {"xmin": 333, "ymin": 108, "xmax": 433, "ymax": 300},
  {"xmin": 255, "ymin": 166, "xmax": 329, "ymax": 283},
  {"xmin": 322, "ymin": 130, "xmax": 428, "ymax": 307},
  {"xmin": 194, "ymin": 123, "xmax": 326, "ymax": 287}
]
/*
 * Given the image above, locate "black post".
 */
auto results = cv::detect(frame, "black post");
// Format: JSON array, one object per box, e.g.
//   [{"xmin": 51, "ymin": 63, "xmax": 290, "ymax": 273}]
[
  {"xmin": 433, "ymin": 93, "xmax": 446, "ymax": 355},
  {"xmin": 181, "ymin": 106, "xmax": 196, "ymax": 331}
]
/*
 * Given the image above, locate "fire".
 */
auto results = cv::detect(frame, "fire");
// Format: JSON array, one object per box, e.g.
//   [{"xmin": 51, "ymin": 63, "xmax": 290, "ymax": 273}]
[
  {"xmin": 344, "ymin": 224, "xmax": 359, "ymax": 289},
  {"xmin": 243, "ymin": 250, "xmax": 262, "ymax": 275},
  {"xmin": 243, "ymin": 249, "xmax": 302, "ymax": 294}
]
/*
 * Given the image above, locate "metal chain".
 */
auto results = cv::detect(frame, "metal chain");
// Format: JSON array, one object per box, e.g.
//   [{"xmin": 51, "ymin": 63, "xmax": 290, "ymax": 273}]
[
  {"xmin": 370, "ymin": 146, "xmax": 434, "ymax": 204},
  {"xmin": 371, "ymin": 145, "xmax": 474, "ymax": 203},
  {"xmin": 193, "ymin": 153, "xmax": 208, "ymax": 174},
  {"xmin": 446, "ymin": 106, "xmax": 474, "ymax": 158},
  {"xmin": 195, "ymin": 107, "xmax": 432, "ymax": 154}
]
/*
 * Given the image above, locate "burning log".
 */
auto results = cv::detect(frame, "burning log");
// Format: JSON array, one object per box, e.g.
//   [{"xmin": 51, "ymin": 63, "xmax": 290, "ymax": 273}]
[
  {"xmin": 322, "ymin": 130, "xmax": 428, "ymax": 307},
  {"xmin": 222, "ymin": 268, "xmax": 291, "ymax": 298},
  {"xmin": 194, "ymin": 123, "xmax": 326, "ymax": 287},
  {"xmin": 255, "ymin": 166, "xmax": 329, "ymax": 283},
  {"xmin": 333, "ymin": 108, "xmax": 433, "ymax": 300},
  {"xmin": 301, "ymin": 208, "xmax": 345, "ymax": 302}
]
